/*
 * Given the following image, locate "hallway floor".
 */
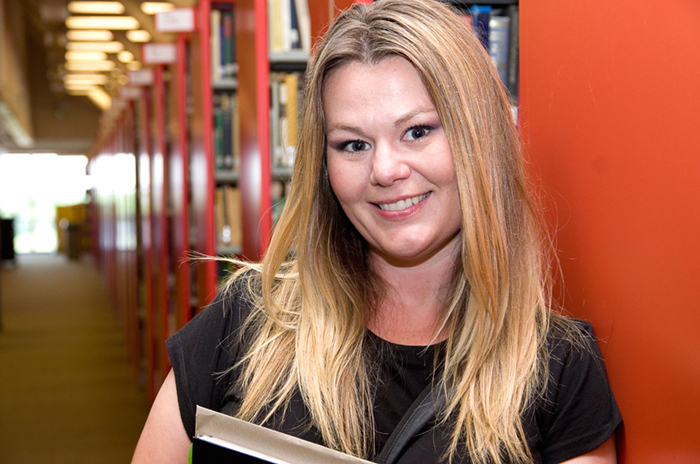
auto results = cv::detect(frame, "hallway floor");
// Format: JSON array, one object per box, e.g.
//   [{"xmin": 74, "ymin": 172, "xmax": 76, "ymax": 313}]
[{"xmin": 0, "ymin": 254, "xmax": 149, "ymax": 463}]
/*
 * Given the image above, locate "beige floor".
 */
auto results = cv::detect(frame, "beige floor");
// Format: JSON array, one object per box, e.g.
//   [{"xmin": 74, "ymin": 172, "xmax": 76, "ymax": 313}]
[{"xmin": 0, "ymin": 254, "xmax": 149, "ymax": 463}]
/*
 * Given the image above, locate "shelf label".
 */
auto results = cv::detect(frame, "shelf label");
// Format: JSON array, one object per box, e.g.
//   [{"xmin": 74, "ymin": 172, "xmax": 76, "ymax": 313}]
[
  {"xmin": 142, "ymin": 43, "xmax": 177, "ymax": 64},
  {"xmin": 120, "ymin": 86, "xmax": 142, "ymax": 100},
  {"xmin": 155, "ymin": 8, "xmax": 195, "ymax": 33},
  {"xmin": 128, "ymin": 69, "xmax": 154, "ymax": 86}
]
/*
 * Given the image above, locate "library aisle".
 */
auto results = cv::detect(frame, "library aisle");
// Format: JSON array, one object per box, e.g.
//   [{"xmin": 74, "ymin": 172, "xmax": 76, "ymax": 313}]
[{"xmin": 0, "ymin": 254, "xmax": 148, "ymax": 463}]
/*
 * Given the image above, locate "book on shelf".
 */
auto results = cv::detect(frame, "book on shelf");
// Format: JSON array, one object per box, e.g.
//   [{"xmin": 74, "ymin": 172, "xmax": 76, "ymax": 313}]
[
  {"xmin": 271, "ymin": 179, "xmax": 288, "ymax": 228},
  {"xmin": 192, "ymin": 406, "xmax": 373, "ymax": 464},
  {"xmin": 213, "ymin": 92, "xmax": 239, "ymax": 171},
  {"xmin": 459, "ymin": 5, "xmax": 519, "ymax": 99},
  {"xmin": 211, "ymin": 7, "xmax": 238, "ymax": 82},
  {"xmin": 270, "ymin": 71, "xmax": 302, "ymax": 169},
  {"xmin": 215, "ymin": 185, "xmax": 242, "ymax": 249},
  {"xmin": 268, "ymin": 0, "xmax": 311, "ymax": 54}
]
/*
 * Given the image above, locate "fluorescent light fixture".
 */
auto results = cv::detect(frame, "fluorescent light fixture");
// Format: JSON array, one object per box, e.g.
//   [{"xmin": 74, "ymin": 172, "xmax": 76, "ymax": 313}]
[
  {"xmin": 66, "ymin": 16, "xmax": 140, "ymax": 30},
  {"xmin": 126, "ymin": 61, "xmax": 142, "ymax": 71},
  {"xmin": 126, "ymin": 30, "xmax": 151, "ymax": 42},
  {"xmin": 68, "ymin": 1, "xmax": 125, "ymax": 14},
  {"xmin": 117, "ymin": 51, "xmax": 134, "ymax": 63},
  {"xmin": 67, "ymin": 30, "xmax": 114, "ymax": 41},
  {"xmin": 65, "ymin": 60, "xmax": 117, "ymax": 71},
  {"xmin": 66, "ymin": 51, "xmax": 108, "ymax": 61},
  {"xmin": 64, "ymin": 74, "xmax": 109, "ymax": 85},
  {"xmin": 66, "ymin": 41, "xmax": 124, "ymax": 53},
  {"xmin": 88, "ymin": 88, "xmax": 112, "ymax": 111},
  {"xmin": 64, "ymin": 83, "xmax": 99, "ymax": 91},
  {"xmin": 141, "ymin": 2, "xmax": 175, "ymax": 15}
]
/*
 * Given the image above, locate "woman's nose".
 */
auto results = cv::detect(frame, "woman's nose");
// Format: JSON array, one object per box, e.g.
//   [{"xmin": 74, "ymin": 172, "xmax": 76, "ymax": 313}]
[{"xmin": 369, "ymin": 143, "xmax": 410, "ymax": 186}]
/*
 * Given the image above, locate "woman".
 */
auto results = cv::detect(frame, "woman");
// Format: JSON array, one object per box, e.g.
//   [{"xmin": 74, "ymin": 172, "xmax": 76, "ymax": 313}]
[{"xmin": 133, "ymin": 0, "xmax": 621, "ymax": 463}]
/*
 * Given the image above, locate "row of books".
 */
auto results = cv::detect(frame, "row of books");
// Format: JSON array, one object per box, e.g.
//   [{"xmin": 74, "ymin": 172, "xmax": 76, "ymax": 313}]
[
  {"xmin": 268, "ymin": 0, "xmax": 311, "ymax": 54},
  {"xmin": 211, "ymin": 8, "xmax": 238, "ymax": 82},
  {"xmin": 270, "ymin": 71, "xmax": 303, "ymax": 169},
  {"xmin": 459, "ymin": 5, "xmax": 519, "ymax": 99},
  {"xmin": 213, "ymin": 92, "xmax": 240, "ymax": 172},
  {"xmin": 214, "ymin": 180, "xmax": 290, "ymax": 252}
]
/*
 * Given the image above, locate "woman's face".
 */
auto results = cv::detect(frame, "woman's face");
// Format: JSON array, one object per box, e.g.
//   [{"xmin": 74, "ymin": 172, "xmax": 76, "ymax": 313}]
[{"xmin": 324, "ymin": 56, "xmax": 462, "ymax": 266}]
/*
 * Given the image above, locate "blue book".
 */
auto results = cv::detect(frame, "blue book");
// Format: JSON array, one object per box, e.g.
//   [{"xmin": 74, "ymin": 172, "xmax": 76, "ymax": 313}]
[{"xmin": 469, "ymin": 5, "xmax": 491, "ymax": 49}]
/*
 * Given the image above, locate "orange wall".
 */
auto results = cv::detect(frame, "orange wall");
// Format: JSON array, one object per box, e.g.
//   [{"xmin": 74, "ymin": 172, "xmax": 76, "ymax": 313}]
[{"xmin": 520, "ymin": 1, "xmax": 700, "ymax": 462}]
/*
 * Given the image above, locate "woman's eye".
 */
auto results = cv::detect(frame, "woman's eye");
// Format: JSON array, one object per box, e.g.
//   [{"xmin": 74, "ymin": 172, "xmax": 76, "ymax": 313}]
[
  {"xmin": 404, "ymin": 126, "xmax": 431, "ymax": 141},
  {"xmin": 340, "ymin": 140, "xmax": 370, "ymax": 153}
]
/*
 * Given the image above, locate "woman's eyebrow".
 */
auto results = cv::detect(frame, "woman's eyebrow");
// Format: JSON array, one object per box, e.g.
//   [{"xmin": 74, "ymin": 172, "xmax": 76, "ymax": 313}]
[
  {"xmin": 326, "ymin": 123, "xmax": 367, "ymax": 136},
  {"xmin": 393, "ymin": 107, "xmax": 437, "ymax": 128},
  {"xmin": 327, "ymin": 108, "xmax": 437, "ymax": 135}
]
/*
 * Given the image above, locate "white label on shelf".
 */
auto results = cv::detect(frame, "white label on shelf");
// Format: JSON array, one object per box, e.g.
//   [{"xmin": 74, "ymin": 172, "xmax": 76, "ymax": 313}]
[
  {"xmin": 142, "ymin": 43, "xmax": 177, "ymax": 64},
  {"xmin": 155, "ymin": 8, "xmax": 195, "ymax": 33},
  {"xmin": 128, "ymin": 69, "xmax": 154, "ymax": 86},
  {"xmin": 120, "ymin": 86, "xmax": 142, "ymax": 100}
]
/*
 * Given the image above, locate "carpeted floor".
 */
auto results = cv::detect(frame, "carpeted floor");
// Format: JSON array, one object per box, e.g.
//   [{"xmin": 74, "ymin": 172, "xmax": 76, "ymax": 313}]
[{"xmin": 0, "ymin": 254, "xmax": 149, "ymax": 463}]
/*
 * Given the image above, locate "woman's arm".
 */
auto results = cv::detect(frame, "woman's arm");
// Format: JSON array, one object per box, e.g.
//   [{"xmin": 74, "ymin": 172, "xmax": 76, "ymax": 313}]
[
  {"xmin": 560, "ymin": 435, "xmax": 617, "ymax": 464},
  {"xmin": 132, "ymin": 369, "xmax": 191, "ymax": 464}
]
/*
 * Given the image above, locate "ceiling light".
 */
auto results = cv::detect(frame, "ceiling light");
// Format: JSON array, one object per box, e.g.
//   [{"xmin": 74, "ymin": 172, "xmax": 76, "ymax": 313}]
[
  {"xmin": 126, "ymin": 30, "xmax": 151, "ymax": 42},
  {"xmin": 66, "ymin": 30, "xmax": 114, "ymax": 41},
  {"xmin": 141, "ymin": 2, "xmax": 175, "ymax": 15},
  {"xmin": 88, "ymin": 88, "xmax": 112, "ymax": 111},
  {"xmin": 65, "ymin": 61, "xmax": 117, "ymax": 71},
  {"xmin": 64, "ymin": 74, "xmax": 109, "ymax": 85},
  {"xmin": 64, "ymin": 83, "xmax": 100, "ymax": 91},
  {"xmin": 126, "ymin": 61, "xmax": 142, "ymax": 71},
  {"xmin": 68, "ymin": 1, "xmax": 125, "ymax": 14},
  {"xmin": 66, "ymin": 51, "xmax": 109, "ymax": 61},
  {"xmin": 66, "ymin": 16, "xmax": 140, "ymax": 30},
  {"xmin": 66, "ymin": 41, "xmax": 125, "ymax": 53},
  {"xmin": 117, "ymin": 51, "xmax": 134, "ymax": 63}
]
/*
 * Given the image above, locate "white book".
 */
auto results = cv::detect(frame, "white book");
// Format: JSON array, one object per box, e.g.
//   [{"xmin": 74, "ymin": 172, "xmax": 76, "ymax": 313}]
[{"xmin": 193, "ymin": 406, "xmax": 373, "ymax": 464}]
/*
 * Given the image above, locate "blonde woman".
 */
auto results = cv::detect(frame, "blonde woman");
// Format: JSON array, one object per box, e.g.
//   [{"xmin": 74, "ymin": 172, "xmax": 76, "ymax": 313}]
[{"xmin": 133, "ymin": 0, "xmax": 621, "ymax": 463}]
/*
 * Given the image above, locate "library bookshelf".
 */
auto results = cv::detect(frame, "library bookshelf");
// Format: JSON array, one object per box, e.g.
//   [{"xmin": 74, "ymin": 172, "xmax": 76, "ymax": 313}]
[{"xmin": 88, "ymin": 0, "xmax": 361, "ymax": 401}]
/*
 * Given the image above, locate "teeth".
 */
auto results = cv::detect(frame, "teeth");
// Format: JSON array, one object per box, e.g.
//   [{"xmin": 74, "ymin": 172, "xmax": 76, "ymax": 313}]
[{"xmin": 379, "ymin": 193, "xmax": 429, "ymax": 211}]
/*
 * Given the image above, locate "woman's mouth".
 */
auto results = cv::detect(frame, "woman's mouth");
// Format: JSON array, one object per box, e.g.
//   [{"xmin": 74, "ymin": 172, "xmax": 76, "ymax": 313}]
[{"xmin": 377, "ymin": 193, "xmax": 430, "ymax": 211}]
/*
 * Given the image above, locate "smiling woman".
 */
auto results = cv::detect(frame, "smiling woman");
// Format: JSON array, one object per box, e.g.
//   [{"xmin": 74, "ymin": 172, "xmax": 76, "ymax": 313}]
[{"xmin": 132, "ymin": 1, "xmax": 621, "ymax": 463}]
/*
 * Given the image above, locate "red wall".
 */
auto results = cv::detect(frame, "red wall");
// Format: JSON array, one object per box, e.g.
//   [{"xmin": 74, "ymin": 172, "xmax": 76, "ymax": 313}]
[{"xmin": 520, "ymin": 1, "xmax": 700, "ymax": 462}]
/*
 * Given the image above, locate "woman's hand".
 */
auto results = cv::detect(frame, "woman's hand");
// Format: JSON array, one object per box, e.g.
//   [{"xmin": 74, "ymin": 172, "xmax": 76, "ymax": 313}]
[{"xmin": 131, "ymin": 369, "xmax": 191, "ymax": 464}]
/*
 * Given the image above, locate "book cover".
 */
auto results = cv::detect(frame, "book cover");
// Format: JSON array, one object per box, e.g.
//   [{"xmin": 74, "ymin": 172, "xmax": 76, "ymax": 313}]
[{"xmin": 193, "ymin": 406, "xmax": 373, "ymax": 464}]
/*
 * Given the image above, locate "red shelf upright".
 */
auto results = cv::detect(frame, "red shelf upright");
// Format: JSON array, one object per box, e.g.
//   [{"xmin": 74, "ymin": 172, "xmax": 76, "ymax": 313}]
[
  {"xmin": 169, "ymin": 34, "xmax": 193, "ymax": 329},
  {"xmin": 151, "ymin": 64, "xmax": 171, "ymax": 384},
  {"xmin": 189, "ymin": 0, "xmax": 220, "ymax": 308}
]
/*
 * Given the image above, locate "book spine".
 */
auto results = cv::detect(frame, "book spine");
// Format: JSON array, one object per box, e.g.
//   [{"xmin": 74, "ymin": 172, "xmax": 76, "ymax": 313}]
[
  {"xmin": 506, "ymin": 5, "xmax": 519, "ymax": 99},
  {"xmin": 222, "ymin": 10, "xmax": 235, "ymax": 79},
  {"xmin": 210, "ymin": 9, "xmax": 222, "ymax": 81},
  {"xmin": 283, "ymin": 73, "xmax": 299, "ymax": 166},
  {"xmin": 489, "ymin": 16, "xmax": 510, "ymax": 88},
  {"xmin": 294, "ymin": 0, "xmax": 311, "ymax": 51},
  {"xmin": 469, "ymin": 5, "xmax": 491, "ymax": 50}
]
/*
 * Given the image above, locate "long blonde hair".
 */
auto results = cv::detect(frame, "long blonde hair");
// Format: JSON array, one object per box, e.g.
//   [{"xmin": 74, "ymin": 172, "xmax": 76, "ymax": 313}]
[{"xmin": 228, "ymin": 0, "xmax": 562, "ymax": 462}]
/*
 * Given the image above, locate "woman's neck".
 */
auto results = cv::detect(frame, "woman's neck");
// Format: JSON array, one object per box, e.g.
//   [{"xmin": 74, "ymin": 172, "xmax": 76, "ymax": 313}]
[{"xmin": 368, "ymin": 244, "xmax": 459, "ymax": 346}]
